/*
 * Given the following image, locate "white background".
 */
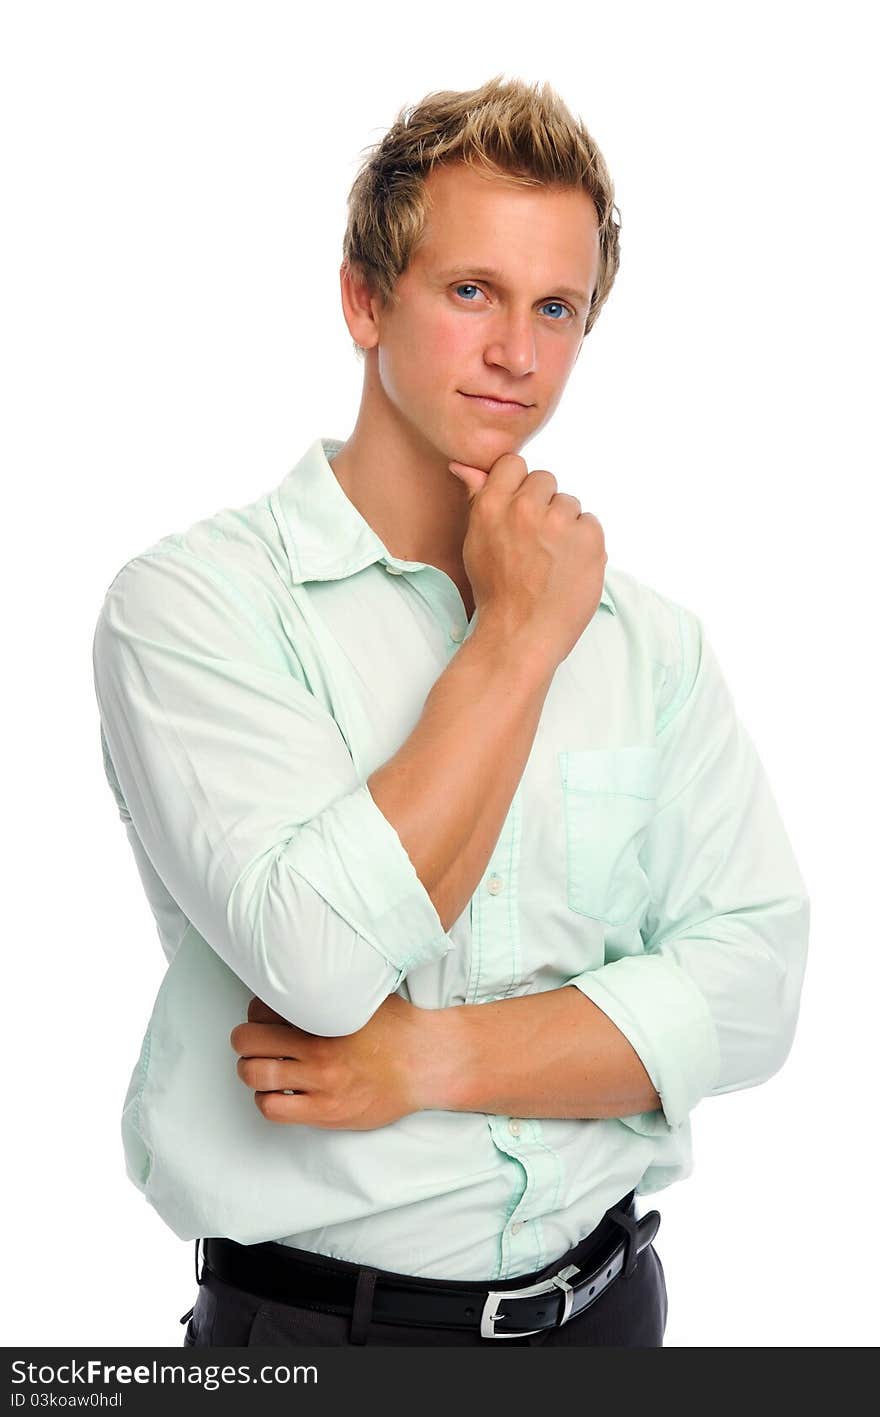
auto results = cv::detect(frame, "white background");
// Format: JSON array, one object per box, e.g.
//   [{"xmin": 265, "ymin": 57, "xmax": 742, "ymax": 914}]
[{"xmin": 3, "ymin": 0, "xmax": 876, "ymax": 1348}]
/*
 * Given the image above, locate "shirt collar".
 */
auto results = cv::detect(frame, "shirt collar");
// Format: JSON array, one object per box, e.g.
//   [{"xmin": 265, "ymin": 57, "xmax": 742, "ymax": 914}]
[{"xmin": 275, "ymin": 436, "xmax": 617, "ymax": 615}]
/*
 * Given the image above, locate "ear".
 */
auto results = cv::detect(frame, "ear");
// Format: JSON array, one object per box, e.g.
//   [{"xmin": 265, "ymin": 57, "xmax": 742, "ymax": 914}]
[{"xmin": 339, "ymin": 260, "xmax": 384, "ymax": 352}]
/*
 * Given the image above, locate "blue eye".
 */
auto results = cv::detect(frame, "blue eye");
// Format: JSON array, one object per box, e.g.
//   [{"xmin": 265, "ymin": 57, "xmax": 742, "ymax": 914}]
[{"xmin": 453, "ymin": 285, "xmax": 572, "ymax": 320}]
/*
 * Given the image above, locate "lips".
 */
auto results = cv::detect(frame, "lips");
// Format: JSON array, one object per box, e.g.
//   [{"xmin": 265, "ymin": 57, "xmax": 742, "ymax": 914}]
[{"xmin": 459, "ymin": 392, "xmax": 531, "ymax": 409}]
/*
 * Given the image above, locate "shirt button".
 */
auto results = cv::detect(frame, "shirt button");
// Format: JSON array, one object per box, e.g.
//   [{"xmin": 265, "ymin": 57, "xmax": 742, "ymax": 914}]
[
  {"xmin": 486, "ymin": 874, "xmax": 504, "ymax": 896},
  {"xmin": 385, "ymin": 564, "xmax": 404, "ymax": 575},
  {"xmin": 450, "ymin": 624, "xmax": 466, "ymax": 643},
  {"xmin": 508, "ymin": 1118, "xmax": 522, "ymax": 1137},
  {"xmin": 511, "ymin": 1220, "xmax": 525, "ymax": 1235}
]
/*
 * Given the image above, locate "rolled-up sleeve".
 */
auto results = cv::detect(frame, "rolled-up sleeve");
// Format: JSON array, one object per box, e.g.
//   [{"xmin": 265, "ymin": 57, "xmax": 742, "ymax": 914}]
[
  {"xmin": 92, "ymin": 549, "xmax": 455, "ymax": 1035},
  {"xmin": 569, "ymin": 604, "xmax": 810, "ymax": 1133}
]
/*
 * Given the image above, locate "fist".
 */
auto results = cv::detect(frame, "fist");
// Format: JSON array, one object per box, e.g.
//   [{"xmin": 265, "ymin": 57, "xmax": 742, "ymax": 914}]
[{"xmin": 448, "ymin": 452, "xmax": 606, "ymax": 667}]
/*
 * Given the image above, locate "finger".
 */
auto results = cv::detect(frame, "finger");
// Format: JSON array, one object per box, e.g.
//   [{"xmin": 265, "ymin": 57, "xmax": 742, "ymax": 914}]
[
  {"xmin": 254, "ymin": 1090, "xmax": 323, "ymax": 1126},
  {"xmin": 515, "ymin": 468, "xmax": 558, "ymax": 506},
  {"xmin": 552, "ymin": 492, "xmax": 582, "ymax": 513},
  {"xmin": 448, "ymin": 461, "xmax": 488, "ymax": 499},
  {"xmin": 247, "ymin": 995, "xmax": 288, "ymax": 1024},
  {"xmin": 229, "ymin": 1020, "xmax": 304, "ymax": 1056},
  {"xmin": 236, "ymin": 1054, "xmax": 310, "ymax": 1092},
  {"xmin": 476, "ymin": 451, "xmax": 530, "ymax": 497}
]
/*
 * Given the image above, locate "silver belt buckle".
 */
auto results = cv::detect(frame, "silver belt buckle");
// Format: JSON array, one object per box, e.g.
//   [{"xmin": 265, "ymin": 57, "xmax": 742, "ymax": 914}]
[{"xmin": 480, "ymin": 1263, "xmax": 580, "ymax": 1339}]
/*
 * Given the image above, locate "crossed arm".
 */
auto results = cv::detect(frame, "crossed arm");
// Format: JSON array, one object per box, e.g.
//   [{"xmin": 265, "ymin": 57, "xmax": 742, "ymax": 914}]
[
  {"xmin": 96, "ymin": 557, "xmax": 806, "ymax": 1138},
  {"xmin": 230, "ymin": 985, "xmax": 662, "ymax": 1129}
]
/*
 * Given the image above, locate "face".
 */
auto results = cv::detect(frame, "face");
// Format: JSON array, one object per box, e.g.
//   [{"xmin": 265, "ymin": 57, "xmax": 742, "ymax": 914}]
[{"xmin": 357, "ymin": 161, "xmax": 600, "ymax": 469}]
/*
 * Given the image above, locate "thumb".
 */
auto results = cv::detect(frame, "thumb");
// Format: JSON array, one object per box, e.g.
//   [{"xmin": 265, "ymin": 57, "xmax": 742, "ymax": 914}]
[{"xmin": 448, "ymin": 460, "xmax": 489, "ymax": 499}]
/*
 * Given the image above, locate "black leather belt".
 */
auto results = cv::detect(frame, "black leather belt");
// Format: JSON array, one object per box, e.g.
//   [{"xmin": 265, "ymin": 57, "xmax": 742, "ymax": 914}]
[{"xmin": 200, "ymin": 1190, "xmax": 660, "ymax": 1339}]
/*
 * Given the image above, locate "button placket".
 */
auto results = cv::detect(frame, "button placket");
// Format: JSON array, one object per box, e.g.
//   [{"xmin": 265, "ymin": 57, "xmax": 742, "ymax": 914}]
[
  {"xmin": 486, "ymin": 1114, "xmax": 555, "ymax": 1279},
  {"xmin": 394, "ymin": 563, "xmax": 471, "ymax": 654}
]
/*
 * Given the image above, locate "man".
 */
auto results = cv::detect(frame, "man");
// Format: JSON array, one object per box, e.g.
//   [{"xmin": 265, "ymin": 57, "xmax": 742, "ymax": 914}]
[{"xmin": 92, "ymin": 75, "xmax": 809, "ymax": 1348}]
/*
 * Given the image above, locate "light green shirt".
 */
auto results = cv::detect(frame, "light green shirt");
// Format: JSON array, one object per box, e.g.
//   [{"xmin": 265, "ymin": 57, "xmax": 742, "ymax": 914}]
[{"xmin": 92, "ymin": 435, "xmax": 809, "ymax": 1281}]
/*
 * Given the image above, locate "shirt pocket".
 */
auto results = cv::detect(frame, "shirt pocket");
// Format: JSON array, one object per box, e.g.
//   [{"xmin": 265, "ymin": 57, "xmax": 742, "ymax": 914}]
[{"xmin": 558, "ymin": 746, "xmax": 660, "ymax": 926}]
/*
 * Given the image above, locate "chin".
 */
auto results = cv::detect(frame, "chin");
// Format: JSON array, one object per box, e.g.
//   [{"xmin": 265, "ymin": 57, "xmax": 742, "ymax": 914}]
[{"xmin": 471, "ymin": 436, "xmax": 525, "ymax": 464}]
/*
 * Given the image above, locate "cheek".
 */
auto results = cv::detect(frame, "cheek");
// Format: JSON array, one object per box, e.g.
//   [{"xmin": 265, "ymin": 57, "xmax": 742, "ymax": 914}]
[
  {"xmin": 533, "ymin": 338, "xmax": 580, "ymax": 407},
  {"xmin": 380, "ymin": 312, "xmax": 454, "ymax": 386},
  {"xmin": 383, "ymin": 321, "xmax": 462, "ymax": 409},
  {"xmin": 426, "ymin": 312, "xmax": 468, "ymax": 367}
]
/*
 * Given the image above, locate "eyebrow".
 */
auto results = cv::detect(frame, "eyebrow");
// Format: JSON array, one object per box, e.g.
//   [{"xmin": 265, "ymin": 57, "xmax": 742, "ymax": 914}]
[{"xmin": 434, "ymin": 265, "xmax": 590, "ymax": 307}]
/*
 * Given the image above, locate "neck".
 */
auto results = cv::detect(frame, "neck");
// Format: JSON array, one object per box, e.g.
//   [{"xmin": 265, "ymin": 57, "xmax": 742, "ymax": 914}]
[{"xmin": 329, "ymin": 367, "xmax": 475, "ymax": 612}]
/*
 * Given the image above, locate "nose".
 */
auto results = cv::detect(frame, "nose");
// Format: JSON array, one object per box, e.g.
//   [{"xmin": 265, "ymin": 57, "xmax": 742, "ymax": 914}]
[{"xmin": 483, "ymin": 310, "xmax": 537, "ymax": 378}]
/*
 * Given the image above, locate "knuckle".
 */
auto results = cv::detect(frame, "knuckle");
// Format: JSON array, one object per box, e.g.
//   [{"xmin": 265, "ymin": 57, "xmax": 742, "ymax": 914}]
[
  {"xmin": 511, "ymin": 493, "xmax": 536, "ymax": 524},
  {"xmin": 473, "ymin": 485, "xmax": 502, "ymax": 517},
  {"xmin": 551, "ymin": 492, "xmax": 581, "ymax": 514},
  {"xmin": 323, "ymin": 1093, "xmax": 346, "ymax": 1124},
  {"xmin": 528, "ymin": 468, "xmax": 557, "ymax": 493}
]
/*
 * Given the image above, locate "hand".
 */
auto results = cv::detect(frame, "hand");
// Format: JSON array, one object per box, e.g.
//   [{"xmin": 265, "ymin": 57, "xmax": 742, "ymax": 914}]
[
  {"xmin": 230, "ymin": 992, "xmax": 439, "ymax": 1129},
  {"xmin": 448, "ymin": 453, "xmax": 607, "ymax": 668}
]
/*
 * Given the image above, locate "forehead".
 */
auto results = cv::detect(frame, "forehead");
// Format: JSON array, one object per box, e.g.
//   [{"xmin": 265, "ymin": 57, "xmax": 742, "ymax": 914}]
[{"xmin": 412, "ymin": 161, "xmax": 600, "ymax": 282}]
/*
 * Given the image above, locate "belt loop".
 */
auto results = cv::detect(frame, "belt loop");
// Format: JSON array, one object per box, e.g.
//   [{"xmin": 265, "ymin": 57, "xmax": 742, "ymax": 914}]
[
  {"xmin": 606, "ymin": 1207, "xmax": 640, "ymax": 1280},
  {"xmin": 349, "ymin": 1267, "xmax": 378, "ymax": 1345}
]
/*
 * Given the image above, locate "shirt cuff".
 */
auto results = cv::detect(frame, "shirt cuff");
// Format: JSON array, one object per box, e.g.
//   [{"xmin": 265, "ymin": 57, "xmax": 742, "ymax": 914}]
[
  {"xmin": 284, "ymin": 779, "xmax": 455, "ymax": 974},
  {"xmin": 568, "ymin": 953, "xmax": 722, "ymax": 1131}
]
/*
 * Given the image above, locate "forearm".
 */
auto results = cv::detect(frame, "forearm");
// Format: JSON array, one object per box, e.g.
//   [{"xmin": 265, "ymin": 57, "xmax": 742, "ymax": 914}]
[
  {"xmin": 421, "ymin": 986, "xmax": 662, "ymax": 1120},
  {"xmin": 368, "ymin": 618, "xmax": 555, "ymax": 931}
]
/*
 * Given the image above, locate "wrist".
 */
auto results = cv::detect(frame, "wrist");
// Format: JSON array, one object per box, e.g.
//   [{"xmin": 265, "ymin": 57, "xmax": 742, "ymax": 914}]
[
  {"xmin": 469, "ymin": 611, "xmax": 559, "ymax": 688},
  {"xmin": 411, "ymin": 1002, "xmax": 473, "ymax": 1112}
]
